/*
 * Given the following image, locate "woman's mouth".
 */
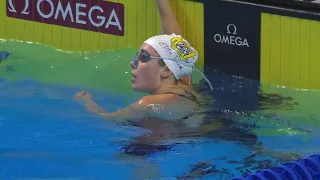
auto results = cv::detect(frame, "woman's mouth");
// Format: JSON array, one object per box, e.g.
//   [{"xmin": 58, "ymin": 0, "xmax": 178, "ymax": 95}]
[{"xmin": 131, "ymin": 73, "xmax": 136, "ymax": 81}]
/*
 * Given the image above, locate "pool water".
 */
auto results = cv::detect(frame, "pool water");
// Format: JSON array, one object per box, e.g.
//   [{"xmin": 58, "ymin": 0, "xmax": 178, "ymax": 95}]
[{"xmin": 0, "ymin": 39, "xmax": 320, "ymax": 180}]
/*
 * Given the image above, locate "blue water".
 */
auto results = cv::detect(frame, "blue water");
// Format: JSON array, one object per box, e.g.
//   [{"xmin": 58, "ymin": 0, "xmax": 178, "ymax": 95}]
[
  {"xmin": 1, "ymin": 72, "xmax": 319, "ymax": 180},
  {"xmin": 1, "ymin": 39, "xmax": 320, "ymax": 179},
  {"xmin": 0, "ymin": 79, "xmax": 235, "ymax": 179}
]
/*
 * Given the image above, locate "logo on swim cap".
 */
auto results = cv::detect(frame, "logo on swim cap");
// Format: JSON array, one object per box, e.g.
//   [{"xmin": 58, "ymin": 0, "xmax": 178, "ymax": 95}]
[{"xmin": 170, "ymin": 36, "xmax": 196, "ymax": 61}]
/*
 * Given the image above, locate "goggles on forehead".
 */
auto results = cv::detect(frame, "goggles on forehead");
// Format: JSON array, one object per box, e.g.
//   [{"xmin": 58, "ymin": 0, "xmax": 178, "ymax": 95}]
[{"xmin": 131, "ymin": 51, "xmax": 213, "ymax": 91}]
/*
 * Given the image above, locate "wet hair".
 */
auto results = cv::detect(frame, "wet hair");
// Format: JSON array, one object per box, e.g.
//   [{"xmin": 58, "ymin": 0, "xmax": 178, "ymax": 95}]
[
  {"xmin": 158, "ymin": 58, "xmax": 178, "ymax": 84},
  {"xmin": 159, "ymin": 59, "xmax": 166, "ymax": 67}
]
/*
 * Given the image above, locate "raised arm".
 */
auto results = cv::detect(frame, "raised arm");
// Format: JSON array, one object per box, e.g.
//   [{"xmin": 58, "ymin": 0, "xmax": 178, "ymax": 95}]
[
  {"xmin": 156, "ymin": 0, "xmax": 182, "ymax": 35},
  {"xmin": 156, "ymin": 0, "xmax": 193, "ymax": 86}
]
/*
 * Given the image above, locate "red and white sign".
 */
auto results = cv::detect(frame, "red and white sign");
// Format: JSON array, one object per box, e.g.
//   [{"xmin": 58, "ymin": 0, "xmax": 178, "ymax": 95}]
[{"xmin": 6, "ymin": 0, "xmax": 125, "ymax": 36}]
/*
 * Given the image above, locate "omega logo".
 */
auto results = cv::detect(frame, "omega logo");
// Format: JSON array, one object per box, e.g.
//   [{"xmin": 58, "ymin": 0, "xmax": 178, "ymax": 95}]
[
  {"xmin": 213, "ymin": 23, "xmax": 249, "ymax": 47},
  {"xmin": 8, "ymin": 0, "xmax": 30, "ymax": 15}
]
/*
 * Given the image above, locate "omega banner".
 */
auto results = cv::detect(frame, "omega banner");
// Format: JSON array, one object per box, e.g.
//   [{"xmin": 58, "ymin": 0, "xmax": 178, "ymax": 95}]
[
  {"xmin": 6, "ymin": 0, "xmax": 125, "ymax": 36},
  {"xmin": 204, "ymin": 0, "xmax": 261, "ymax": 80}
]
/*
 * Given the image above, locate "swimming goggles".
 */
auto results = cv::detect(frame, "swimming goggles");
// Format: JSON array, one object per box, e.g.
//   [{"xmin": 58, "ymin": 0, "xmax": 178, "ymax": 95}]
[{"xmin": 132, "ymin": 51, "xmax": 213, "ymax": 91}]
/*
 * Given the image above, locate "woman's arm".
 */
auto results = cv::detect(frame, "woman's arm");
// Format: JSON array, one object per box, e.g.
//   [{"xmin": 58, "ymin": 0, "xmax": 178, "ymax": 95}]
[
  {"xmin": 156, "ymin": 0, "xmax": 182, "ymax": 35},
  {"xmin": 75, "ymin": 91, "xmax": 148, "ymax": 120},
  {"xmin": 75, "ymin": 91, "xmax": 181, "ymax": 121},
  {"xmin": 156, "ymin": 0, "xmax": 192, "ymax": 86}
]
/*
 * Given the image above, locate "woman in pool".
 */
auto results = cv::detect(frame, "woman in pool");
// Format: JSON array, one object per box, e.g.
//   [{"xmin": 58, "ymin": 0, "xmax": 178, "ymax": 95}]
[
  {"xmin": 74, "ymin": 2, "xmax": 300, "ymax": 179},
  {"xmin": 75, "ymin": 0, "xmax": 212, "ymax": 125}
]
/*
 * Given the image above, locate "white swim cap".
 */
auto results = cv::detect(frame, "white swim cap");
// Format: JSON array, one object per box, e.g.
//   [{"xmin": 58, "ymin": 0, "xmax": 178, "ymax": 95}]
[
  {"xmin": 144, "ymin": 33, "xmax": 213, "ymax": 91},
  {"xmin": 144, "ymin": 33, "xmax": 198, "ymax": 80}
]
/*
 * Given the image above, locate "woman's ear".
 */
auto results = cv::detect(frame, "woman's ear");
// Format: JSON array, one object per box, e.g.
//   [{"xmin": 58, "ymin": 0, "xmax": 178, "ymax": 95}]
[{"xmin": 160, "ymin": 66, "xmax": 173, "ymax": 79}]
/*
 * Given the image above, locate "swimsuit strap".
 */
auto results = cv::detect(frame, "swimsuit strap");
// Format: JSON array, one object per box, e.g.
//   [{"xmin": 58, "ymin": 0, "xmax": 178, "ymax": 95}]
[
  {"xmin": 163, "ymin": 91, "xmax": 201, "ymax": 120},
  {"xmin": 163, "ymin": 90, "xmax": 199, "ymax": 104}
]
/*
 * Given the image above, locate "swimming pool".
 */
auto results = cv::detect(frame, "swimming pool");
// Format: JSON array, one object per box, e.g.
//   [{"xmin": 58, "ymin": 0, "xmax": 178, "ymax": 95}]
[{"xmin": 1, "ymin": 39, "xmax": 320, "ymax": 179}]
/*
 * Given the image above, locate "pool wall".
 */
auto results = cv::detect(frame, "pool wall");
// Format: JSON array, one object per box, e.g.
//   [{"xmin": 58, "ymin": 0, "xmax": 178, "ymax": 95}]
[
  {"xmin": 0, "ymin": 0, "xmax": 204, "ymax": 66},
  {"xmin": 2, "ymin": 0, "xmax": 320, "ymax": 91}
]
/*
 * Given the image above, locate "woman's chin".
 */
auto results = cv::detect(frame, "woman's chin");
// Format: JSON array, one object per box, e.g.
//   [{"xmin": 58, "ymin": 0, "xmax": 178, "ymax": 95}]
[
  {"xmin": 132, "ymin": 84, "xmax": 150, "ymax": 93},
  {"xmin": 132, "ymin": 83, "xmax": 141, "ymax": 92}
]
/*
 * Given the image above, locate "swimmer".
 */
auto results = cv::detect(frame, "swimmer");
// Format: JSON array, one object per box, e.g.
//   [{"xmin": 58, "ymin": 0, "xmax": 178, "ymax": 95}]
[
  {"xmin": 75, "ymin": 0, "xmax": 213, "ymax": 125},
  {"xmin": 74, "ymin": 2, "xmax": 302, "ymax": 179}
]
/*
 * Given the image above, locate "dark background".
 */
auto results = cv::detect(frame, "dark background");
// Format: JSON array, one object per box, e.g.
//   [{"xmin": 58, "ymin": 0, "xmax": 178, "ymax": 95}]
[{"xmin": 203, "ymin": 0, "xmax": 261, "ymax": 80}]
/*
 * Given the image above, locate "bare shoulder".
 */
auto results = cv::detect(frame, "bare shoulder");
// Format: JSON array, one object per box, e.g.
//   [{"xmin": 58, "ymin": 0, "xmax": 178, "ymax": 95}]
[{"xmin": 138, "ymin": 94, "xmax": 179, "ymax": 105}]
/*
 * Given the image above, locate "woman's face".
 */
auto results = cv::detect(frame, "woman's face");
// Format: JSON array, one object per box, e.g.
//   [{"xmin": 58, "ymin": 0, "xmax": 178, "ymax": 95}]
[{"xmin": 130, "ymin": 43, "xmax": 164, "ymax": 93}]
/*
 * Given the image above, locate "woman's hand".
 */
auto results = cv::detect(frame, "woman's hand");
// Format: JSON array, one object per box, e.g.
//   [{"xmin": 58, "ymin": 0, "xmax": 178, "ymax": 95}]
[
  {"xmin": 75, "ymin": 91, "xmax": 105, "ymax": 114},
  {"xmin": 75, "ymin": 90, "xmax": 92, "ymax": 102}
]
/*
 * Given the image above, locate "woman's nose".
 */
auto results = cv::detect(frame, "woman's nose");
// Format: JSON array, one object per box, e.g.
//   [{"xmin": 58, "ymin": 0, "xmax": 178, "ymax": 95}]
[{"xmin": 130, "ymin": 60, "xmax": 137, "ymax": 69}]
